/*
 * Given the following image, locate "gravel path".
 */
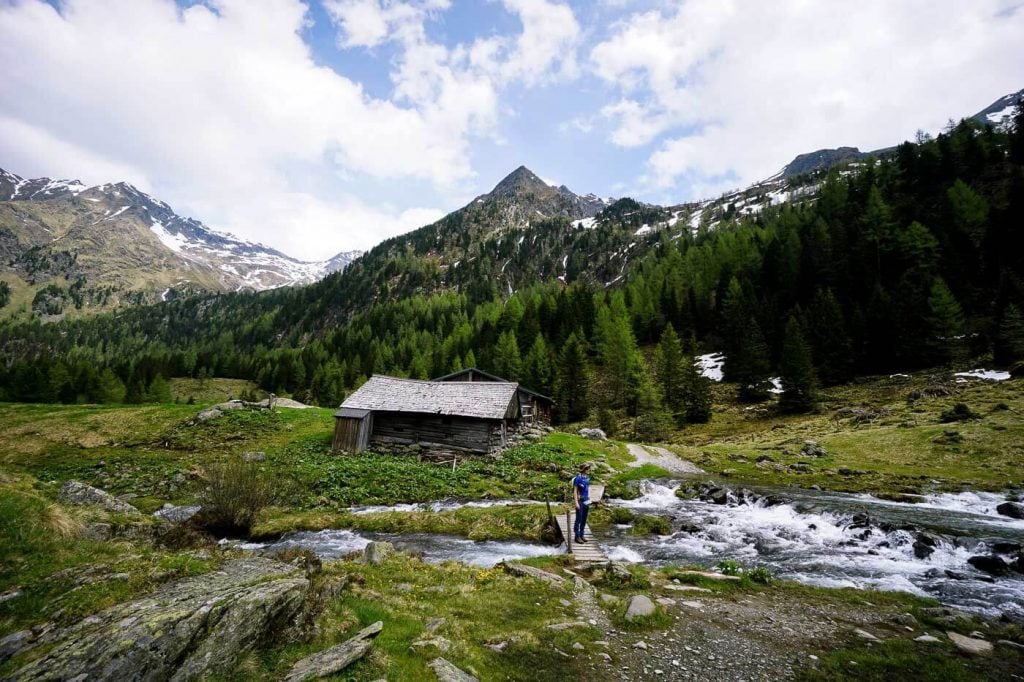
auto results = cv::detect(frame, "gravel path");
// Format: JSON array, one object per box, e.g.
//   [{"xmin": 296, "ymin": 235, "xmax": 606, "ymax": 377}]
[
  {"xmin": 568, "ymin": 582, "xmax": 903, "ymax": 681},
  {"xmin": 626, "ymin": 443, "xmax": 705, "ymax": 475}
]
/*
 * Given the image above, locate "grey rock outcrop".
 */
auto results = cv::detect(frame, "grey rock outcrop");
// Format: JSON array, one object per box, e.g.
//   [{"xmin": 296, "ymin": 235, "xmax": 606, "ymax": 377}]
[
  {"xmin": 625, "ymin": 595, "xmax": 656, "ymax": 621},
  {"xmin": 578, "ymin": 428, "xmax": 606, "ymax": 441},
  {"xmin": 59, "ymin": 480, "xmax": 141, "ymax": 515},
  {"xmin": 363, "ymin": 541, "xmax": 395, "ymax": 565},
  {"xmin": 283, "ymin": 621, "xmax": 383, "ymax": 682},
  {"xmin": 946, "ymin": 631, "xmax": 993, "ymax": 655},
  {"xmin": 154, "ymin": 503, "xmax": 202, "ymax": 524},
  {"xmin": 429, "ymin": 657, "xmax": 479, "ymax": 682},
  {"xmin": 11, "ymin": 558, "xmax": 309, "ymax": 681},
  {"xmin": 501, "ymin": 562, "xmax": 568, "ymax": 587}
]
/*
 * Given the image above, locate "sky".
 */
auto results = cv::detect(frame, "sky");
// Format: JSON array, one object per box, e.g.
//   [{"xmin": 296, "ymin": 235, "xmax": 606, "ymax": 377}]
[{"xmin": 1, "ymin": 0, "xmax": 1022, "ymax": 261}]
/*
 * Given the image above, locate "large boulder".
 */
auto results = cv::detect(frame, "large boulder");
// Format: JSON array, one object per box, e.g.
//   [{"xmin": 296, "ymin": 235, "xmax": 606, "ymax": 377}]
[
  {"xmin": 59, "ymin": 480, "xmax": 141, "ymax": 515},
  {"xmin": 996, "ymin": 501, "xmax": 1024, "ymax": 519},
  {"xmin": 624, "ymin": 595, "xmax": 656, "ymax": 621},
  {"xmin": 363, "ymin": 541, "xmax": 395, "ymax": 566},
  {"xmin": 578, "ymin": 428, "xmax": 607, "ymax": 441},
  {"xmin": 11, "ymin": 558, "xmax": 309, "ymax": 681},
  {"xmin": 968, "ymin": 555, "xmax": 1009, "ymax": 576}
]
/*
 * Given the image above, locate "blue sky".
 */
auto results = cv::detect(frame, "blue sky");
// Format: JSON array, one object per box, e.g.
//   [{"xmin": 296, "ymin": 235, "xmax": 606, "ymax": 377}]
[{"xmin": 1, "ymin": 0, "xmax": 1023, "ymax": 259}]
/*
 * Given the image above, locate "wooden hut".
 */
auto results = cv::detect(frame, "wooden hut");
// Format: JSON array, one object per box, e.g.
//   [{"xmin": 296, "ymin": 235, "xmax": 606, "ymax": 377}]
[
  {"xmin": 333, "ymin": 375, "xmax": 521, "ymax": 454},
  {"xmin": 432, "ymin": 367, "xmax": 554, "ymax": 423}
]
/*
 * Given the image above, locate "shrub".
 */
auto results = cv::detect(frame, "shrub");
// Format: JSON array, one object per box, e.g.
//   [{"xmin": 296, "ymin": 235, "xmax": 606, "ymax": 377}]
[
  {"xmin": 631, "ymin": 514, "xmax": 672, "ymax": 536},
  {"xmin": 609, "ymin": 507, "xmax": 636, "ymax": 524},
  {"xmin": 196, "ymin": 459, "xmax": 276, "ymax": 537},
  {"xmin": 939, "ymin": 402, "xmax": 979, "ymax": 423}
]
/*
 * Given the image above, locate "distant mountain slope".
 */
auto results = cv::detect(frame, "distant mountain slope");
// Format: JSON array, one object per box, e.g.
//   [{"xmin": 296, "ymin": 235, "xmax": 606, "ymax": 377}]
[{"xmin": 0, "ymin": 168, "xmax": 360, "ymax": 318}]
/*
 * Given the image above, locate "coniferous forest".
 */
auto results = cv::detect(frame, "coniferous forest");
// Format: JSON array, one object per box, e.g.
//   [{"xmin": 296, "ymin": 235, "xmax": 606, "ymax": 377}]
[{"xmin": 2, "ymin": 112, "xmax": 1023, "ymax": 424}]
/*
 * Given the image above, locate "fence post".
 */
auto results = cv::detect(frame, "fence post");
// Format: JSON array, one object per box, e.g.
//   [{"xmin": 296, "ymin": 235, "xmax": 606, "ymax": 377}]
[{"xmin": 566, "ymin": 509, "xmax": 572, "ymax": 553}]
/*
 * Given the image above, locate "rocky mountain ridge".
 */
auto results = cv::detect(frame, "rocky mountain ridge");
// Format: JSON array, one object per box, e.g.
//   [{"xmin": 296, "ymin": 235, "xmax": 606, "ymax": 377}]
[{"xmin": 0, "ymin": 168, "xmax": 361, "ymax": 317}]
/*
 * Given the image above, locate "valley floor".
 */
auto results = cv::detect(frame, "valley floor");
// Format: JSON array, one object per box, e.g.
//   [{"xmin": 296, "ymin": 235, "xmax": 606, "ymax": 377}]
[{"xmin": 1, "ymin": 370, "xmax": 1022, "ymax": 679}]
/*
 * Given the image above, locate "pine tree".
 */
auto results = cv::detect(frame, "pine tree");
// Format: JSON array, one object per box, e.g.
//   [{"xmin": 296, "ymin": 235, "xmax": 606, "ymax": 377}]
[
  {"xmin": 632, "ymin": 356, "xmax": 672, "ymax": 442},
  {"xmin": 654, "ymin": 324, "xmax": 686, "ymax": 420},
  {"xmin": 597, "ymin": 294, "xmax": 640, "ymax": 406},
  {"xmin": 522, "ymin": 334, "xmax": 553, "ymax": 395},
  {"xmin": 734, "ymin": 318, "xmax": 772, "ymax": 403},
  {"xmin": 146, "ymin": 375, "xmax": 173, "ymax": 403},
  {"xmin": 96, "ymin": 368, "xmax": 127, "ymax": 404},
  {"xmin": 554, "ymin": 333, "xmax": 589, "ymax": 423},
  {"xmin": 492, "ymin": 330, "xmax": 522, "ymax": 380},
  {"xmin": 996, "ymin": 304, "xmax": 1024, "ymax": 365},
  {"xmin": 805, "ymin": 289, "xmax": 852, "ymax": 386},
  {"xmin": 778, "ymin": 317, "xmax": 817, "ymax": 413},
  {"xmin": 681, "ymin": 334, "xmax": 712, "ymax": 423},
  {"xmin": 924, "ymin": 278, "xmax": 965, "ymax": 365}
]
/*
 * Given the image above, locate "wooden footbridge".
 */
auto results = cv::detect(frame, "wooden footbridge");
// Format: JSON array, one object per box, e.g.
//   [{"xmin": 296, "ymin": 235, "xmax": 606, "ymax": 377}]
[{"xmin": 555, "ymin": 484, "xmax": 608, "ymax": 562}]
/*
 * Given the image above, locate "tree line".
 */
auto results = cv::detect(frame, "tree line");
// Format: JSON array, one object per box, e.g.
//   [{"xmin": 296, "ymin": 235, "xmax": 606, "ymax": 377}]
[{"xmin": 1, "ymin": 107, "xmax": 1023, "ymax": 430}]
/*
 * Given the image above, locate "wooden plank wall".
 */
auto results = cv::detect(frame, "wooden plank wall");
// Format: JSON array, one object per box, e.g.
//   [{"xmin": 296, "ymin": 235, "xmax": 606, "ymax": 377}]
[{"xmin": 370, "ymin": 412, "xmax": 495, "ymax": 453}]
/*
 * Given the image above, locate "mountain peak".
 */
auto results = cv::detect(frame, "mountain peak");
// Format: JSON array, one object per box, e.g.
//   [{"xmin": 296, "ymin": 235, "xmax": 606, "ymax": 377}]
[{"xmin": 489, "ymin": 165, "xmax": 548, "ymax": 197}]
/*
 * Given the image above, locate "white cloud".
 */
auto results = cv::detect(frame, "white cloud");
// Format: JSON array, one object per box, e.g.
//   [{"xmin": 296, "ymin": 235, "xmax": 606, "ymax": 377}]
[
  {"xmin": 0, "ymin": 0, "xmax": 581, "ymax": 260},
  {"xmin": 591, "ymin": 0, "xmax": 1024, "ymax": 193}
]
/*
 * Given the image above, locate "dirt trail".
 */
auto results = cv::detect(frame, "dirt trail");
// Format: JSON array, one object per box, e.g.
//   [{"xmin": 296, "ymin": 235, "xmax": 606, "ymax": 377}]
[{"xmin": 626, "ymin": 443, "xmax": 704, "ymax": 475}]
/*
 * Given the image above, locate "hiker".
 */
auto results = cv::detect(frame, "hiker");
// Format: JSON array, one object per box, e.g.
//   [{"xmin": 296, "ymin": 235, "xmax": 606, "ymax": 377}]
[{"xmin": 572, "ymin": 463, "xmax": 591, "ymax": 543}]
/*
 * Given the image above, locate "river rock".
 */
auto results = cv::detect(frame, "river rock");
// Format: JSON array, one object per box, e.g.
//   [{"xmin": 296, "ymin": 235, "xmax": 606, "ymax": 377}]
[
  {"xmin": 854, "ymin": 628, "xmax": 879, "ymax": 641},
  {"xmin": 967, "ymin": 554, "xmax": 1009, "ymax": 576},
  {"xmin": 154, "ymin": 503, "xmax": 201, "ymax": 524},
  {"xmin": 59, "ymin": 480, "xmax": 141, "ymax": 515},
  {"xmin": 11, "ymin": 558, "xmax": 309, "ymax": 681},
  {"xmin": 625, "ymin": 595, "xmax": 656, "ymax": 621},
  {"xmin": 284, "ymin": 621, "xmax": 382, "ymax": 682},
  {"xmin": 914, "ymin": 634, "xmax": 941, "ymax": 643},
  {"xmin": 429, "ymin": 657, "xmax": 479, "ymax": 682},
  {"xmin": 996, "ymin": 501, "xmax": 1024, "ymax": 519},
  {"xmin": 946, "ymin": 631, "xmax": 993, "ymax": 656},
  {"xmin": 363, "ymin": 541, "xmax": 395, "ymax": 565},
  {"xmin": 578, "ymin": 428, "xmax": 606, "ymax": 441},
  {"xmin": 991, "ymin": 541, "xmax": 1022, "ymax": 554}
]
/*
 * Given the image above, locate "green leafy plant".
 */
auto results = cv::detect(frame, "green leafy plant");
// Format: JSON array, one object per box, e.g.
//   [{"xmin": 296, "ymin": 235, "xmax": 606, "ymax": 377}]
[
  {"xmin": 717, "ymin": 559, "xmax": 741, "ymax": 576},
  {"xmin": 747, "ymin": 566, "xmax": 774, "ymax": 585}
]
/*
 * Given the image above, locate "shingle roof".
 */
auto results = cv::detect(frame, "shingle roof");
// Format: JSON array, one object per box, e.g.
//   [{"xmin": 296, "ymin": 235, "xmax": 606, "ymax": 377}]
[
  {"xmin": 432, "ymin": 367, "xmax": 554, "ymax": 403},
  {"xmin": 337, "ymin": 375, "xmax": 519, "ymax": 420}
]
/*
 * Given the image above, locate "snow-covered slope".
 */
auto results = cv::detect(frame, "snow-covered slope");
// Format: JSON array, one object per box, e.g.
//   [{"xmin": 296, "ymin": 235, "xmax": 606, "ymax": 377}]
[{"xmin": 0, "ymin": 168, "xmax": 361, "ymax": 297}]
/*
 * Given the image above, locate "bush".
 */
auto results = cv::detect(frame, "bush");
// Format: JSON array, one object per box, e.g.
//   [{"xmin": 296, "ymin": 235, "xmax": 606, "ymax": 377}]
[
  {"xmin": 609, "ymin": 507, "xmax": 636, "ymax": 524},
  {"xmin": 631, "ymin": 514, "xmax": 672, "ymax": 536},
  {"xmin": 196, "ymin": 459, "xmax": 276, "ymax": 537},
  {"xmin": 939, "ymin": 402, "xmax": 979, "ymax": 423}
]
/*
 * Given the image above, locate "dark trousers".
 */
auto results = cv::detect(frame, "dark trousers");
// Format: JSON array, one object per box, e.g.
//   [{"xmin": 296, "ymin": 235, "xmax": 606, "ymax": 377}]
[{"xmin": 574, "ymin": 501, "xmax": 589, "ymax": 539}]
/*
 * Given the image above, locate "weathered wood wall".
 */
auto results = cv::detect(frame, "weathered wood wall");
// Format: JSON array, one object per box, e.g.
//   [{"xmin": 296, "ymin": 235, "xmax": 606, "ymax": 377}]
[
  {"xmin": 369, "ymin": 411, "xmax": 498, "ymax": 453},
  {"xmin": 333, "ymin": 415, "xmax": 371, "ymax": 452}
]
